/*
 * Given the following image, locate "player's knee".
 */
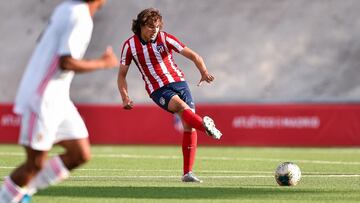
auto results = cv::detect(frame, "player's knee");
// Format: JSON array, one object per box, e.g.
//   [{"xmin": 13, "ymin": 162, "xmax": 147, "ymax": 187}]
[
  {"xmin": 61, "ymin": 149, "xmax": 91, "ymax": 170},
  {"xmin": 79, "ymin": 151, "xmax": 91, "ymax": 164},
  {"xmin": 168, "ymin": 100, "xmax": 188, "ymax": 113},
  {"xmin": 72, "ymin": 150, "xmax": 91, "ymax": 167},
  {"xmin": 169, "ymin": 106, "xmax": 183, "ymax": 114}
]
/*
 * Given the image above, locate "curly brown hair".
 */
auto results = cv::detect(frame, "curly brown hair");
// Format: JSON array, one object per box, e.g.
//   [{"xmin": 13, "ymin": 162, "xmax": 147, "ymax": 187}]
[{"xmin": 132, "ymin": 8, "xmax": 163, "ymax": 34}]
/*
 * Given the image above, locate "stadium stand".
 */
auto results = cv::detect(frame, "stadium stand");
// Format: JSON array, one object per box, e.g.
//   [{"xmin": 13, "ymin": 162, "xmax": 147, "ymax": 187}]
[{"xmin": 1, "ymin": 0, "xmax": 360, "ymax": 104}]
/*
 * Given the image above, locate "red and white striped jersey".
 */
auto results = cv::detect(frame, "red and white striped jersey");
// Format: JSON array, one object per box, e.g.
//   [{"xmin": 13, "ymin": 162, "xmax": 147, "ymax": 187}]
[{"xmin": 120, "ymin": 31, "xmax": 186, "ymax": 95}]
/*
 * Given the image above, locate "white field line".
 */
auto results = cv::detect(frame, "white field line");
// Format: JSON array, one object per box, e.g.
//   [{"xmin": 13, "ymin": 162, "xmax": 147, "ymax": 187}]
[
  {"xmin": 0, "ymin": 152, "xmax": 360, "ymax": 165},
  {"xmin": 69, "ymin": 175, "xmax": 271, "ymax": 179},
  {"xmin": 0, "ymin": 166, "xmax": 272, "ymax": 174},
  {"xmin": 0, "ymin": 166, "xmax": 359, "ymax": 177},
  {"xmin": 0, "ymin": 174, "xmax": 358, "ymax": 182},
  {"xmin": 67, "ymin": 174, "xmax": 360, "ymax": 179}
]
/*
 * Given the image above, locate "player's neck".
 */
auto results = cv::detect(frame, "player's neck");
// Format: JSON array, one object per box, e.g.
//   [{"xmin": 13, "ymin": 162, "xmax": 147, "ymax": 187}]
[
  {"xmin": 139, "ymin": 33, "xmax": 158, "ymax": 44},
  {"xmin": 87, "ymin": 2, "xmax": 100, "ymax": 17}
]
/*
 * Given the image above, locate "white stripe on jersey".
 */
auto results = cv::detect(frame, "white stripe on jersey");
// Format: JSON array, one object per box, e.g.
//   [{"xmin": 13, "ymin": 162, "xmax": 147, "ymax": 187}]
[
  {"xmin": 151, "ymin": 43, "xmax": 175, "ymax": 83},
  {"xmin": 166, "ymin": 37, "xmax": 184, "ymax": 53},
  {"xmin": 121, "ymin": 43, "xmax": 129, "ymax": 65},
  {"xmin": 129, "ymin": 38, "xmax": 154, "ymax": 93},
  {"xmin": 142, "ymin": 44, "xmax": 164, "ymax": 87},
  {"xmin": 167, "ymin": 54, "xmax": 185, "ymax": 81},
  {"xmin": 160, "ymin": 32, "xmax": 169, "ymax": 53}
]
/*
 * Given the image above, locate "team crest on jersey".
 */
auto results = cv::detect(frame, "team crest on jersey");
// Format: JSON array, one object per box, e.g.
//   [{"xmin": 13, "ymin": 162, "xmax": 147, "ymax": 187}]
[{"xmin": 156, "ymin": 43, "xmax": 165, "ymax": 53}]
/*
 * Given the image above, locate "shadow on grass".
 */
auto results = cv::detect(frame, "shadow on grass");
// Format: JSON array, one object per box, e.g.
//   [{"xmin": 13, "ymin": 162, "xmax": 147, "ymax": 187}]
[{"xmin": 37, "ymin": 186, "xmax": 323, "ymax": 200}]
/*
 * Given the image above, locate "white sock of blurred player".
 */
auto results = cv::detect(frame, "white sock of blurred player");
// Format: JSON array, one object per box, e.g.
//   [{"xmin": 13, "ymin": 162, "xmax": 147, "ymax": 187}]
[
  {"xmin": 0, "ymin": 176, "xmax": 27, "ymax": 203},
  {"xmin": 26, "ymin": 156, "xmax": 70, "ymax": 196},
  {"xmin": 0, "ymin": 156, "xmax": 69, "ymax": 202}
]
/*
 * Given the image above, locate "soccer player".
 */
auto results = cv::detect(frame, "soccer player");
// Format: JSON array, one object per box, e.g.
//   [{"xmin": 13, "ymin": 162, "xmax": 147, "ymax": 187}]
[
  {"xmin": 0, "ymin": 0, "xmax": 118, "ymax": 202},
  {"xmin": 117, "ymin": 8, "xmax": 223, "ymax": 183}
]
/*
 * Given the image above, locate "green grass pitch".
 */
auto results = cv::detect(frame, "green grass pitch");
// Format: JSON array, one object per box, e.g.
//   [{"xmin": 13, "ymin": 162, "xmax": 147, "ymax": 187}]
[{"xmin": 0, "ymin": 145, "xmax": 359, "ymax": 202}]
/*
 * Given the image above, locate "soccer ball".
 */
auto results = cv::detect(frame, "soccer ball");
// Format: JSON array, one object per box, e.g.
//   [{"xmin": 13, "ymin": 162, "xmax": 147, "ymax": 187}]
[{"xmin": 275, "ymin": 162, "xmax": 301, "ymax": 186}]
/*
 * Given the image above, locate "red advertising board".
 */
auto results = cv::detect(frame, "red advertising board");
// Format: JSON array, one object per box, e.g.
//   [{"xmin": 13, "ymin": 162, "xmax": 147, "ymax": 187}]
[{"xmin": 1, "ymin": 103, "xmax": 360, "ymax": 146}]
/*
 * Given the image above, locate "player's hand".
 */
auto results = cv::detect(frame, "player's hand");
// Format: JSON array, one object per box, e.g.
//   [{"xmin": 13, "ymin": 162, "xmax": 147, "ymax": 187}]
[
  {"xmin": 102, "ymin": 46, "xmax": 119, "ymax": 68},
  {"xmin": 197, "ymin": 72, "xmax": 215, "ymax": 86},
  {"xmin": 122, "ymin": 98, "xmax": 134, "ymax": 110}
]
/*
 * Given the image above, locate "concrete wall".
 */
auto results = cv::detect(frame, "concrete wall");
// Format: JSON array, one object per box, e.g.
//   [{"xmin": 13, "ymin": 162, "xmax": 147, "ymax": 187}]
[{"xmin": 1, "ymin": 0, "xmax": 359, "ymax": 104}]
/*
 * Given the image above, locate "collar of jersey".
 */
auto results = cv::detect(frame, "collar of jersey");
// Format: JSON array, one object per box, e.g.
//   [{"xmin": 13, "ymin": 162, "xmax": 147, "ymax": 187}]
[{"xmin": 137, "ymin": 33, "xmax": 158, "ymax": 45}]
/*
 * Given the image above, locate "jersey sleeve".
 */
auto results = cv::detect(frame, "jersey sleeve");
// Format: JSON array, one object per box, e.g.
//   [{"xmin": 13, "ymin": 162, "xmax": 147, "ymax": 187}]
[
  {"xmin": 120, "ymin": 41, "xmax": 132, "ymax": 66},
  {"xmin": 58, "ymin": 14, "xmax": 92, "ymax": 59},
  {"xmin": 165, "ymin": 33, "xmax": 186, "ymax": 53}
]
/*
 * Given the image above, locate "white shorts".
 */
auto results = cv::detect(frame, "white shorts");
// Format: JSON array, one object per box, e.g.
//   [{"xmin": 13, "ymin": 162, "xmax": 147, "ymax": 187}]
[{"xmin": 19, "ymin": 100, "xmax": 88, "ymax": 151}]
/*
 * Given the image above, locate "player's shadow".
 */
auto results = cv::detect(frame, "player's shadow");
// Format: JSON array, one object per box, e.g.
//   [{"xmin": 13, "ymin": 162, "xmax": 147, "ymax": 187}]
[{"xmin": 37, "ymin": 186, "xmax": 321, "ymax": 200}]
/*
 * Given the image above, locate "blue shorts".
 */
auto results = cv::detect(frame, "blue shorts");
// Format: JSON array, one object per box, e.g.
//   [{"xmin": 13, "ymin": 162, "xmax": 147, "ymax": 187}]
[{"xmin": 150, "ymin": 81, "xmax": 195, "ymax": 113}]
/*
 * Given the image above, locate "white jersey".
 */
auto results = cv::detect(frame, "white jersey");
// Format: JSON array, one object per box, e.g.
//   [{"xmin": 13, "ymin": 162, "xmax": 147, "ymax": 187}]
[{"xmin": 14, "ymin": 0, "xmax": 93, "ymax": 115}]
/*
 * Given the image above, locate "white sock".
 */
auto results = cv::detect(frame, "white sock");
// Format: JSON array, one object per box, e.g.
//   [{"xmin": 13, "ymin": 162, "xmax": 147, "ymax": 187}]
[
  {"xmin": 26, "ymin": 156, "xmax": 70, "ymax": 196},
  {"xmin": 0, "ymin": 176, "xmax": 26, "ymax": 203}
]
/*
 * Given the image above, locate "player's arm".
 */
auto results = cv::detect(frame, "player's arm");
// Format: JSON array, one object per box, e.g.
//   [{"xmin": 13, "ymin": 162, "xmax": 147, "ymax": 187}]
[
  {"xmin": 60, "ymin": 46, "xmax": 118, "ymax": 73},
  {"xmin": 117, "ymin": 64, "xmax": 134, "ymax": 109},
  {"xmin": 180, "ymin": 47, "xmax": 215, "ymax": 86}
]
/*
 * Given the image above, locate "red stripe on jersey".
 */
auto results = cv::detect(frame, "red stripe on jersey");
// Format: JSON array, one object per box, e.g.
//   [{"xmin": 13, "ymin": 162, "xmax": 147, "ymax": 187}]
[
  {"xmin": 121, "ymin": 36, "xmax": 154, "ymax": 92},
  {"xmin": 157, "ymin": 34, "xmax": 183, "ymax": 82},
  {"xmin": 120, "ymin": 42, "xmax": 132, "ymax": 65},
  {"xmin": 121, "ymin": 32, "xmax": 186, "ymax": 95},
  {"xmin": 155, "ymin": 36, "xmax": 176, "ymax": 81},
  {"xmin": 146, "ymin": 43, "xmax": 170, "ymax": 85},
  {"xmin": 133, "ymin": 36, "xmax": 161, "ymax": 91}
]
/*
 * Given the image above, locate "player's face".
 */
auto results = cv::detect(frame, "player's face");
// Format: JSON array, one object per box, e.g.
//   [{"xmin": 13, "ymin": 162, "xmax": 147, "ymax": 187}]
[{"xmin": 141, "ymin": 20, "xmax": 161, "ymax": 42}]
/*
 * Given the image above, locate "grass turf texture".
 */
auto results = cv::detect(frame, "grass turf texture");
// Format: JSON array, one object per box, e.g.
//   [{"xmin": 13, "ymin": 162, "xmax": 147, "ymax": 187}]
[{"xmin": 0, "ymin": 145, "xmax": 359, "ymax": 202}]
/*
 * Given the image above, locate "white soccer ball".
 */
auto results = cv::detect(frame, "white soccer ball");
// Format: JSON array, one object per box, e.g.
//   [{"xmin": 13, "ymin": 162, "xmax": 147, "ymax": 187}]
[{"xmin": 275, "ymin": 162, "xmax": 301, "ymax": 186}]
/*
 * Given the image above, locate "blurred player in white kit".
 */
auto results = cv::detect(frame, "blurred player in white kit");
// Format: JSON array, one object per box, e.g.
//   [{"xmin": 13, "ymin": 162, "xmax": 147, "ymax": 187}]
[{"xmin": 0, "ymin": 0, "xmax": 118, "ymax": 202}]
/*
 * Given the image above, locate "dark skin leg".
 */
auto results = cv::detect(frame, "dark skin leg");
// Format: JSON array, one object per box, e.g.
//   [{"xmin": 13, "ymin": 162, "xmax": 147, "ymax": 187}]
[
  {"xmin": 9, "ymin": 138, "xmax": 91, "ymax": 187},
  {"xmin": 57, "ymin": 138, "xmax": 91, "ymax": 170},
  {"xmin": 10, "ymin": 148, "xmax": 48, "ymax": 187}
]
